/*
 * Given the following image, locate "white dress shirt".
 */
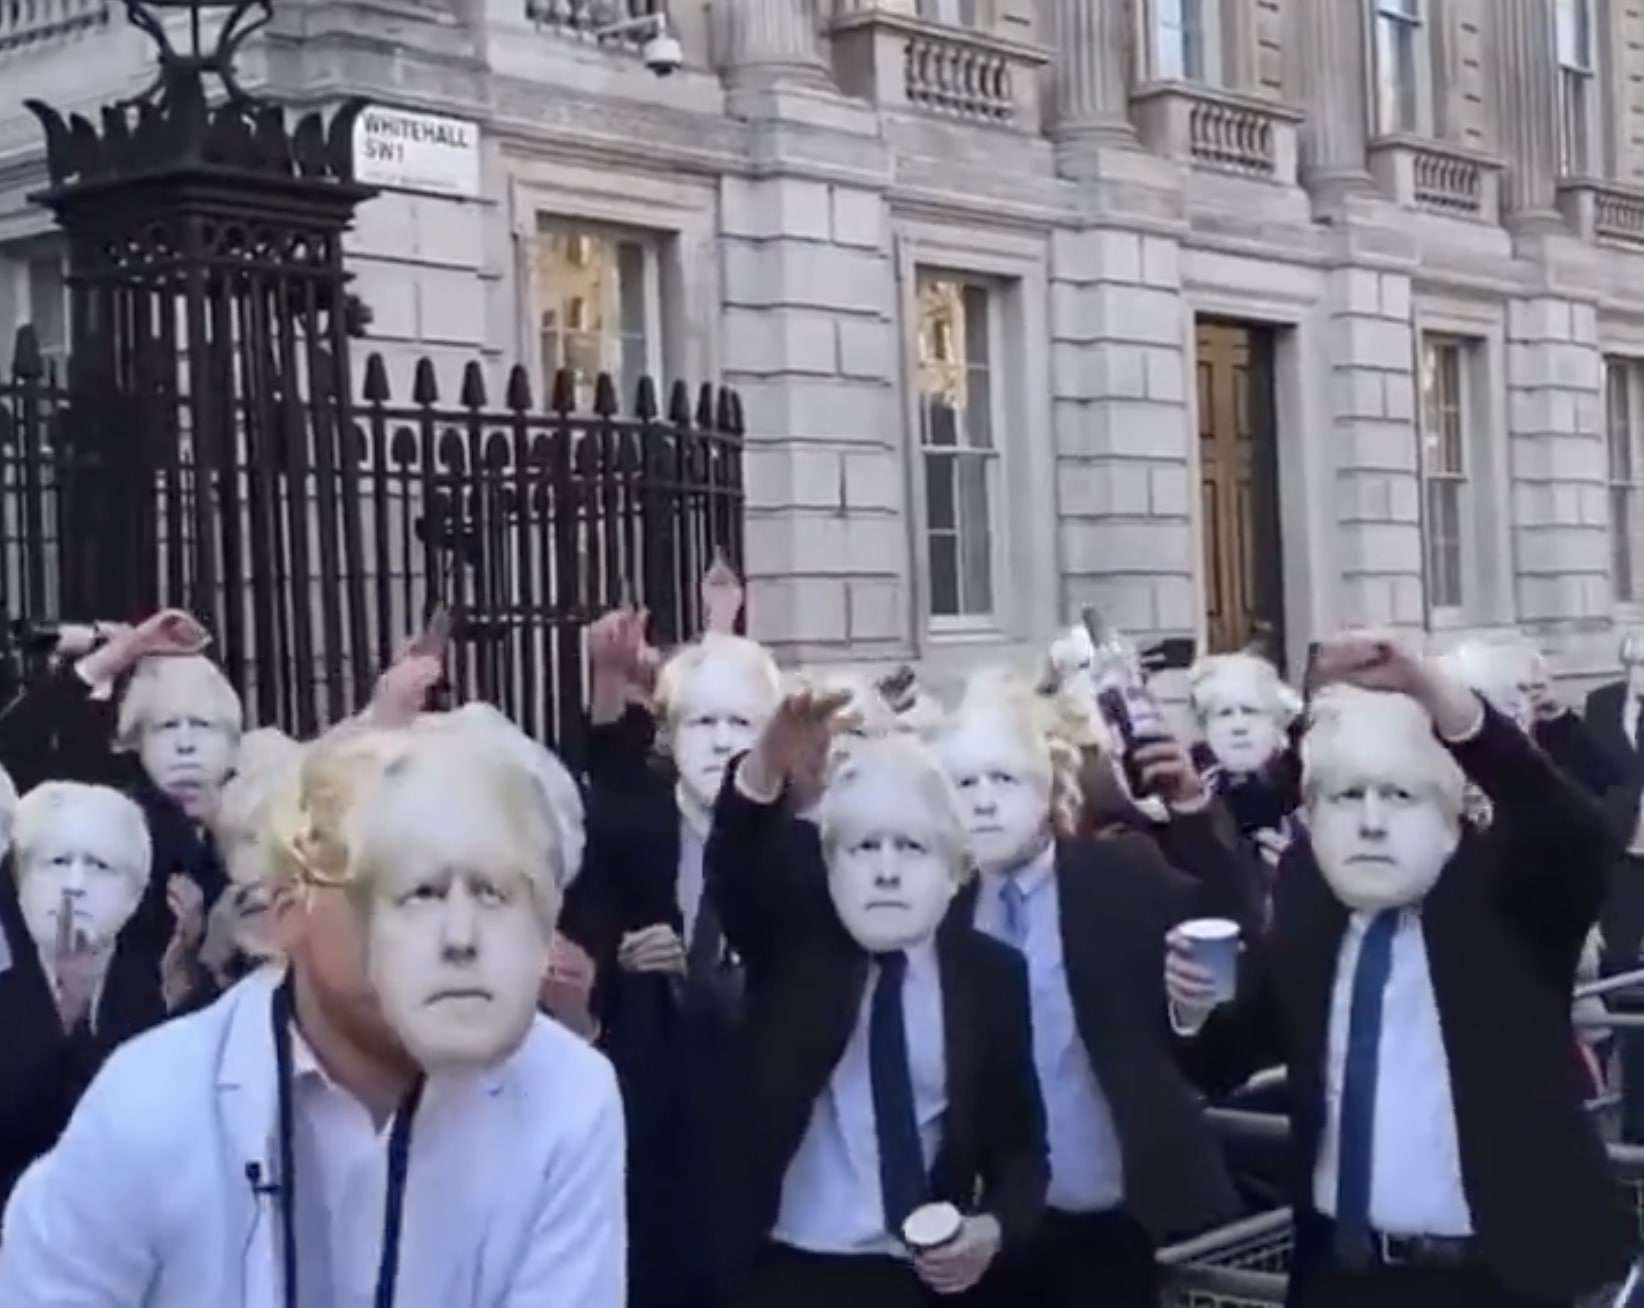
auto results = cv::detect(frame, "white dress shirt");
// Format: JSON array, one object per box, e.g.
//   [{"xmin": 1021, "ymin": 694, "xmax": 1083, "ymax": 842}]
[
  {"xmin": 772, "ymin": 940, "xmax": 948, "ymax": 1258},
  {"xmin": 1313, "ymin": 908, "xmax": 1474, "ymax": 1237},
  {"xmin": 289, "ymin": 1027, "xmax": 396, "ymax": 1308},
  {"xmin": 974, "ymin": 847, "xmax": 1125, "ymax": 1214}
]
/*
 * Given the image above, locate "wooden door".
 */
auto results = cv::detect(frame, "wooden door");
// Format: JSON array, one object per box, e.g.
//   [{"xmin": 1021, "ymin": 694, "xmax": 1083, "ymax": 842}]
[{"xmin": 1197, "ymin": 321, "xmax": 1285, "ymax": 664}]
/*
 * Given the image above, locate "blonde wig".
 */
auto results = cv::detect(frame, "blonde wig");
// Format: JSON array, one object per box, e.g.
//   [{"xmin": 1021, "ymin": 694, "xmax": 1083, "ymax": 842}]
[
  {"xmin": 943, "ymin": 667, "xmax": 1087, "ymax": 839},
  {"xmin": 114, "ymin": 654, "xmax": 243, "ymax": 752},
  {"xmin": 14, "ymin": 781, "xmax": 152, "ymax": 891},
  {"xmin": 265, "ymin": 714, "xmax": 578, "ymax": 934}
]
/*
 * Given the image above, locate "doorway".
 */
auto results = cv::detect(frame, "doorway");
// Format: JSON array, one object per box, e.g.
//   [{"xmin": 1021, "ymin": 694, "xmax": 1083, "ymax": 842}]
[{"xmin": 1195, "ymin": 319, "xmax": 1285, "ymax": 666}]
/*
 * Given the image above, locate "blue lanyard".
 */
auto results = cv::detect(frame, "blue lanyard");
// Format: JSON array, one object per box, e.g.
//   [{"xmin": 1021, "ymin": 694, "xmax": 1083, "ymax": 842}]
[{"xmin": 270, "ymin": 972, "xmax": 424, "ymax": 1308}]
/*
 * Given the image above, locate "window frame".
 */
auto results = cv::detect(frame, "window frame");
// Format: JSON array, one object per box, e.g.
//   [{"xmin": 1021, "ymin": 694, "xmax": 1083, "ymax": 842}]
[
  {"xmin": 1147, "ymin": 0, "xmax": 1224, "ymax": 87},
  {"xmin": 894, "ymin": 223, "xmax": 1055, "ymax": 654},
  {"xmin": 1607, "ymin": 356, "xmax": 1644, "ymax": 605},
  {"xmin": 916, "ymin": 0, "xmax": 989, "ymax": 28},
  {"xmin": 1419, "ymin": 334, "xmax": 1469, "ymax": 616},
  {"xmin": 913, "ymin": 269, "xmax": 1007, "ymax": 633},
  {"xmin": 1367, "ymin": 0, "xmax": 1432, "ymax": 139},
  {"xmin": 530, "ymin": 217, "xmax": 665, "ymax": 414},
  {"xmin": 1555, "ymin": 0, "xmax": 1597, "ymax": 177}
]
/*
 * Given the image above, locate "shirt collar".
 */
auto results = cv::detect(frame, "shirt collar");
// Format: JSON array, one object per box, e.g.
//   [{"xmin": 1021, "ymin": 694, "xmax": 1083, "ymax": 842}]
[{"xmin": 982, "ymin": 840, "xmax": 1057, "ymax": 902}]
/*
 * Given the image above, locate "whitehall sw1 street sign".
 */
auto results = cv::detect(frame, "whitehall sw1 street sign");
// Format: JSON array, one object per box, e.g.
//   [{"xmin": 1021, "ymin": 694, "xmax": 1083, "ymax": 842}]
[{"xmin": 353, "ymin": 107, "xmax": 482, "ymax": 200}]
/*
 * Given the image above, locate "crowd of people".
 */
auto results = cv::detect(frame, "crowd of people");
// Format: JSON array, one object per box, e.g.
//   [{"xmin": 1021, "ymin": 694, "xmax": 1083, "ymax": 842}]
[{"xmin": 0, "ymin": 576, "xmax": 1639, "ymax": 1308}]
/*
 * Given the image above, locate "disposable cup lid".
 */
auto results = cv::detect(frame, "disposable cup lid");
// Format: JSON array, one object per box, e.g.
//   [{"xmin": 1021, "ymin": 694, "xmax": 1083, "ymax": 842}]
[
  {"xmin": 902, "ymin": 1202, "xmax": 962, "ymax": 1251},
  {"xmin": 1179, "ymin": 917, "xmax": 1240, "ymax": 942}
]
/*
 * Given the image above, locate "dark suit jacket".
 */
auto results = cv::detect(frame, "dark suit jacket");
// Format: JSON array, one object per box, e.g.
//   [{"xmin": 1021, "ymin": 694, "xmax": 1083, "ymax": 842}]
[
  {"xmin": 0, "ymin": 870, "xmax": 167, "ymax": 1211},
  {"xmin": 1184, "ymin": 705, "xmax": 1632, "ymax": 1302},
  {"xmin": 1584, "ymin": 682, "xmax": 1644, "ymax": 961},
  {"xmin": 954, "ymin": 830, "xmax": 1244, "ymax": 1243},
  {"xmin": 559, "ymin": 706, "xmax": 741, "ymax": 1308},
  {"xmin": 706, "ymin": 756, "xmax": 1048, "ymax": 1288}
]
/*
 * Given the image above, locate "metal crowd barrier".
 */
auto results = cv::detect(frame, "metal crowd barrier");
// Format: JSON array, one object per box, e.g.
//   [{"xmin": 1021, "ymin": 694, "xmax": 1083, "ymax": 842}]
[{"xmin": 1157, "ymin": 1120, "xmax": 1644, "ymax": 1307}]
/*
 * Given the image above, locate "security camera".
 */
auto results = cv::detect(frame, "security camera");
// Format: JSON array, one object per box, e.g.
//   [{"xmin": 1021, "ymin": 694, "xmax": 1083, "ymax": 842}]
[
  {"xmin": 595, "ymin": 11, "xmax": 683, "ymax": 79},
  {"xmin": 642, "ymin": 30, "xmax": 684, "ymax": 77}
]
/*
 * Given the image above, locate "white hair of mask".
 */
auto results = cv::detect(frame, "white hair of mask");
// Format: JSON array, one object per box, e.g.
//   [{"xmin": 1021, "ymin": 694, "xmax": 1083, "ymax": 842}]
[
  {"xmin": 1189, "ymin": 653, "xmax": 1298, "ymax": 725},
  {"xmin": 413, "ymin": 703, "xmax": 586, "ymax": 891},
  {"xmin": 817, "ymin": 733, "xmax": 972, "ymax": 883},
  {"xmin": 1438, "ymin": 639, "xmax": 1538, "ymax": 722},
  {"xmin": 114, "ymin": 654, "xmax": 244, "ymax": 751},
  {"xmin": 213, "ymin": 728, "xmax": 305, "ymax": 875},
  {"xmin": 943, "ymin": 668, "xmax": 1057, "ymax": 784},
  {"xmin": 1047, "ymin": 624, "xmax": 1097, "ymax": 682},
  {"xmin": 654, "ymin": 633, "xmax": 781, "ymax": 739},
  {"xmin": 14, "ymin": 781, "xmax": 153, "ymax": 889},
  {"xmin": 1302, "ymin": 684, "xmax": 1466, "ymax": 820}
]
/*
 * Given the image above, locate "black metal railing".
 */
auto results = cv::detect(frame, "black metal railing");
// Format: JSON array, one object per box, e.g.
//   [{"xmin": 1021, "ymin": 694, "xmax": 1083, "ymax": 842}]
[{"xmin": 0, "ymin": 325, "xmax": 745, "ymax": 761}]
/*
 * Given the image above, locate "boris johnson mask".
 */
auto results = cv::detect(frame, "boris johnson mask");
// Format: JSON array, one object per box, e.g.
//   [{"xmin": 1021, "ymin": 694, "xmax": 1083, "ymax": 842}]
[
  {"xmin": 818, "ymin": 736, "xmax": 968, "ymax": 953},
  {"xmin": 1303, "ymin": 685, "xmax": 1463, "ymax": 912}
]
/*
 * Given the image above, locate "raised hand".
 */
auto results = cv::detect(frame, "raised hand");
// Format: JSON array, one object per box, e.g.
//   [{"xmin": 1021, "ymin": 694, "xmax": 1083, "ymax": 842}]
[
  {"xmin": 160, "ymin": 874, "xmax": 206, "ymax": 1011},
  {"xmin": 54, "ymin": 928, "xmax": 106, "ymax": 1034},
  {"xmin": 76, "ymin": 609, "xmax": 211, "ymax": 687},
  {"xmin": 541, "ymin": 932, "xmax": 600, "ymax": 1041},
  {"xmin": 740, "ymin": 685, "xmax": 855, "ymax": 802},
  {"xmin": 1133, "ymin": 737, "xmax": 1206, "ymax": 808},
  {"xmin": 1311, "ymin": 631, "xmax": 1481, "ymax": 740},
  {"xmin": 700, "ymin": 551, "xmax": 744, "ymax": 635}
]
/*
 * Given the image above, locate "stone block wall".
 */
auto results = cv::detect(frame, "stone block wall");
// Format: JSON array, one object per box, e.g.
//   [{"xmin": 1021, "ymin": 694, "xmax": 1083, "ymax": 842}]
[
  {"xmin": 1507, "ymin": 296, "xmax": 1610, "ymax": 624},
  {"xmin": 719, "ymin": 175, "xmax": 906, "ymax": 660},
  {"xmin": 1327, "ymin": 266, "xmax": 1425, "ymax": 629},
  {"xmin": 1050, "ymin": 226, "xmax": 1196, "ymax": 639}
]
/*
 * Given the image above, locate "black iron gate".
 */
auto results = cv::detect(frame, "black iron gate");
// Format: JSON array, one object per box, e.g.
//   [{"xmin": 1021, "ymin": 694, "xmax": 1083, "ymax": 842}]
[
  {"xmin": 0, "ymin": 326, "xmax": 744, "ymax": 757},
  {"xmin": 7, "ymin": 0, "xmax": 744, "ymax": 759}
]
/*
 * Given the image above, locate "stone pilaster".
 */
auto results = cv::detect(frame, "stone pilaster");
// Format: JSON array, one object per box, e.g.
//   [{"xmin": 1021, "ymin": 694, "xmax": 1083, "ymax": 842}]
[
  {"xmin": 1326, "ymin": 267, "xmax": 1424, "ymax": 630},
  {"xmin": 1045, "ymin": 0, "xmax": 1136, "ymax": 178},
  {"xmin": 1051, "ymin": 227, "xmax": 1195, "ymax": 639},
  {"xmin": 1495, "ymin": 0, "xmax": 1562, "ymax": 230},
  {"xmin": 1296, "ymin": 0, "xmax": 1373, "ymax": 213},
  {"xmin": 723, "ymin": 0, "xmax": 828, "ymax": 90},
  {"xmin": 1507, "ymin": 298, "xmax": 1609, "ymax": 622}
]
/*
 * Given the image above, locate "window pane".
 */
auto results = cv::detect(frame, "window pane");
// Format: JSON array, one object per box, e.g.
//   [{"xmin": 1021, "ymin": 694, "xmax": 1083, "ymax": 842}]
[
  {"xmin": 927, "ymin": 399, "xmax": 958, "ymax": 448},
  {"xmin": 1375, "ymin": 15, "xmax": 1421, "ymax": 135},
  {"xmin": 1560, "ymin": 71, "xmax": 1589, "ymax": 175},
  {"xmin": 533, "ymin": 222, "xmax": 655, "ymax": 408},
  {"xmin": 926, "ymin": 451, "xmax": 956, "ymax": 531},
  {"xmin": 1609, "ymin": 362, "xmax": 1633, "ymax": 480},
  {"xmin": 1615, "ymin": 486, "xmax": 1635, "ymax": 602},
  {"xmin": 1557, "ymin": 0, "xmax": 1592, "ymax": 68},
  {"xmin": 958, "ymin": 454, "xmax": 994, "ymax": 614},
  {"xmin": 964, "ymin": 367, "xmax": 993, "ymax": 450},
  {"xmin": 929, "ymin": 532, "xmax": 960, "ymax": 617},
  {"xmin": 27, "ymin": 256, "xmax": 65, "ymax": 357}
]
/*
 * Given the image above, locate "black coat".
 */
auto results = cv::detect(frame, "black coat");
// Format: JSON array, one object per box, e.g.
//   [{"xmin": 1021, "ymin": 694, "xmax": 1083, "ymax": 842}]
[
  {"xmin": 954, "ymin": 829, "xmax": 1246, "ymax": 1243},
  {"xmin": 1182, "ymin": 705, "xmax": 1632, "ymax": 1303},
  {"xmin": 0, "ymin": 871, "xmax": 167, "ymax": 1211},
  {"xmin": 706, "ymin": 757, "xmax": 1048, "ymax": 1290},
  {"xmin": 1583, "ymin": 682, "xmax": 1644, "ymax": 962},
  {"xmin": 559, "ymin": 707, "xmax": 741, "ymax": 1308}
]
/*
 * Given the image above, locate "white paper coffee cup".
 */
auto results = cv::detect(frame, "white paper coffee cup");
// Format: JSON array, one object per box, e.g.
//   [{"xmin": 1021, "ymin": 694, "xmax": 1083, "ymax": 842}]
[
  {"xmin": 1178, "ymin": 917, "xmax": 1240, "ymax": 1003},
  {"xmin": 902, "ymin": 1202, "xmax": 962, "ymax": 1253}
]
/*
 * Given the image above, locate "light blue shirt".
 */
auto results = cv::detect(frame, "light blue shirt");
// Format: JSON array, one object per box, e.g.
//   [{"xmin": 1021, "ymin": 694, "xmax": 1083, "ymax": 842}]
[
  {"xmin": 975, "ymin": 845, "xmax": 1126, "ymax": 1214},
  {"xmin": 676, "ymin": 816, "xmax": 707, "ymax": 945},
  {"xmin": 771, "ymin": 940, "xmax": 948, "ymax": 1258},
  {"xmin": 1313, "ymin": 908, "xmax": 1473, "ymax": 1237}
]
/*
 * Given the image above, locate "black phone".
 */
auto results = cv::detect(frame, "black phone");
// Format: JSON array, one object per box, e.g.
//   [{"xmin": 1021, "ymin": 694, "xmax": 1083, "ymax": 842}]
[
  {"xmin": 1140, "ymin": 636, "xmax": 1197, "ymax": 674},
  {"xmin": 1097, "ymin": 685, "xmax": 1170, "ymax": 800}
]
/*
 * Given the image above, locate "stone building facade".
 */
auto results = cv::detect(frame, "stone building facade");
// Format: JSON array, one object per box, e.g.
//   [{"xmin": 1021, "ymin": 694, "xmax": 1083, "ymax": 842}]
[{"xmin": 4, "ymin": 0, "xmax": 1644, "ymax": 693}]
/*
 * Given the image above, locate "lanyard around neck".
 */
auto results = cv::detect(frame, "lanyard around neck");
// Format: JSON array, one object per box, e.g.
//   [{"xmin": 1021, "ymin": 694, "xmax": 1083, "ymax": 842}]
[{"xmin": 270, "ymin": 971, "xmax": 425, "ymax": 1308}]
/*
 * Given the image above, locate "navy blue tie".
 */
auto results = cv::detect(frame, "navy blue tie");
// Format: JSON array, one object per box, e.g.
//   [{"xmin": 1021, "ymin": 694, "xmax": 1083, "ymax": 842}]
[
  {"xmin": 1334, "ymin": 910, "xmax": 1400, "ymax": 1270},
  {"xmin": 869, "ymin": 951, "xmax": 927, "ymax": 1236}
]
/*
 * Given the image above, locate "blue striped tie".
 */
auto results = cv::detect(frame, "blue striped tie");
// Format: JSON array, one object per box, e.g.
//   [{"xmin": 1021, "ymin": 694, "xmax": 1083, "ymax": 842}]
[
  {"xmin": 1000, "ymin": 878, "xmax": 1028, "ymax": 951},
  {"xmin": 1334, "ymin": 910, "xmax": 1400, "ymax": 1270},
  {"xmin": 869, "ymin": 951, "xmax": 927, "ymax": 1236}
]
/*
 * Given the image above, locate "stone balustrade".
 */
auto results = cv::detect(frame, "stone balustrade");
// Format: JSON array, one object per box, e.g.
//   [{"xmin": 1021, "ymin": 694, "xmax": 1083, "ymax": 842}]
[
  {"xmin": 523, "ymin": 0, "xmax": 658, "ymax": 46},
  {"xmin": 0, "ymin": 0, "xmax": 108, "ymax": 55},
  {"xmin": 1131, "ymin": 83, "xmax": 1302, "ymax": 184},
  {"xmin": 829, "ymin": 6, "xmax": 1048, "ymax": 132},
  {"xmin": 1557, "ymin": 179, "xmax": 1644, "ymax": 247},
  {"xmin": 1366, "ymin": 136, "xmax": 1504, "ymax": 223}
]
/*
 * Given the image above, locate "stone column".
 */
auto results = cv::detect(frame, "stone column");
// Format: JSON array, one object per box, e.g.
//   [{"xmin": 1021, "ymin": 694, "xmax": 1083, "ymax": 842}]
[
  {"xmin": 1495, "ymin": 0, "xmax": 1563, "ymax": 230},
  {"xmin": 1046, "ymin": 0, "xmax": 1136, "ymax": 175},
  {"xmin": 1297, "ymin": 0, "xmax": 1373, "ymax": 211},
  {"xmin": 724, "ymin": 0, "xmax": 829, "ymax": 89}
]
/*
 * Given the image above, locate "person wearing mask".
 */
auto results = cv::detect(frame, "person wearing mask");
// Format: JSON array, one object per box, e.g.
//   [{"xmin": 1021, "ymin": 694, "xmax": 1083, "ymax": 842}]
[
  {"xmin": 0, "ymin": 778, "xmax": 162, "ymax": 1210},
  {"xmin": 708, "ymin": 694, "xmax": 1047, "ymax": 1308},
  {"xmin": 0, "ymin": 711, "xmax": 625, "ymax": 1308},
  {"xmin": 1167, "ymin": 634, "xmax": 1631, "ymax": 1307},
  {"xmin": 935, "ymin": 671, "xmax": 1244, "ymax": 1307}
]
